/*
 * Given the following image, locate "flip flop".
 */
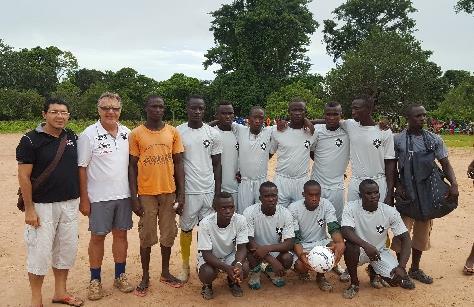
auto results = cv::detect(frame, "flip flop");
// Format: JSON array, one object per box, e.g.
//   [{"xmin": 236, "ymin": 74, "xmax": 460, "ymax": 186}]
[
  {"xmin": 134, "ymin": 281, "xmax": 149, "ymax": 297},
  {"xmin": 463, "ymin": 265, "xmax": 474, "ymax": 275},
  {"xmin": 52, "ymin": 295, "xmax": 84, "ymax": 306},
  {"xmin": 160, "ymin": 276, "xmax": 184, "ymax": 288}
]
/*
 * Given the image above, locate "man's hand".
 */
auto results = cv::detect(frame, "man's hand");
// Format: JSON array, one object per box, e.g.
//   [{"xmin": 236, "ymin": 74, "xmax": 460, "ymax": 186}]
[
  {"xmin": 251, "ymin": 246, "xmax": 269, "ymax": 260},
  {"xmin": 390, "ymin": 266, "xmax": 408, "ymax": 284},
  {"xmin": 378, "ymin": 118, "xmax": 390, "ymax": 131},
  {"xmin": 79, "ymin": 198, "xmax": 91, "ymax": 216},
  {"xmin": 276, "ymin": 119, "xmax": 288, "ymax": 132},
  {"xmin": 446, "ymin": 184, "xmax": 459, "ymax": 203},
  {"xmin": 298, "ymin": 252, "xmax": 314, "ymax": 272},
  {"xmin": 175, "ymin": 192, "xmax": 185, "ymax": 216},
  {"xmin": 303, "ymin": 118, "xmax": 315, "ymax": 135},
  {"xmin": 235, "ymin": 171, "xmax": 242, "ymax": 183},
  {"xmin": 232, "ymin": 263, "xmax": 244, "ymax": 284},
  {"xmin": 267, "ymin": 257, "xmax": 286, "ymax": 277},
  {"xmin": 132, "ymin": 198, "xmax": 144, "ymax": 217},
  {"xmin": 395, "ymin": 184, "xmax": 408, "ymax": 200},
  {"xmin": 329, "ymin": 242, "xmax": 345, "ymax": 265},
  {"xmin": 384, "ymin": 192, "xmax": 394, "ymax": 206},
  {"xmin": 25, "ymin": 207, "xmax": 40, "ymax": 228},
  {"xmin": 363, "ymin": 243, "xmax": 380, "ymax": 262}
]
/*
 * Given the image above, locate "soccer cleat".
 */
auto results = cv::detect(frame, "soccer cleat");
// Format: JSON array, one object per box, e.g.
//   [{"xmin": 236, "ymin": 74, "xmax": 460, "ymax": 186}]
[
  {"xmin": 88, "ymin": 279, "xmax": 104, "ymax": 301},
  {"xmin": 114, "ymin": 273, "xmax": 134, "ymax": 293},
  {"xmin": 178, "ymin": 265, "xmax": 190, "ymax": 283},
  {"xmin": 248, "ymin": 271, "xmax": 261, "ymax": 290}
]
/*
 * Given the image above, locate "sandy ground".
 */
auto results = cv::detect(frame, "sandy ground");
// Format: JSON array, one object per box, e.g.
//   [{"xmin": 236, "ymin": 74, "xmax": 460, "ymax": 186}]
[{"xmin": 1, "ymin": 133, "xmax": 473, "ymax": 307}]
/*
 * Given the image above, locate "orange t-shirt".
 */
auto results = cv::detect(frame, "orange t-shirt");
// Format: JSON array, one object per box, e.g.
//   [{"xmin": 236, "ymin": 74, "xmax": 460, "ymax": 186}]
[{"xmin": 129, "ymin": 124, "xmax": 184, "ymax": 195}]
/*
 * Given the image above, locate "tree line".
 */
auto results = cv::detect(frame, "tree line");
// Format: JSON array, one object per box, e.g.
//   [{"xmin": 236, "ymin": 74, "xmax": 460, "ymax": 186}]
[{"xmin": 0, "ymin": 0, "xmax": 472, "ymax": 122}]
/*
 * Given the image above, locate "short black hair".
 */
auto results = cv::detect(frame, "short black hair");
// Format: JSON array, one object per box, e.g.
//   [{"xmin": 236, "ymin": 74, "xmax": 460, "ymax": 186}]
[
  {"xmin": 249, "ymin": 105, "xmax": 265, "ymax": 116},
  {"xmin": 186, "ymin": 95, "xmax": 205, "ymax": 105},
  {"xmin": 144, "ymin": 95, "xmax": 164, "ymax": 107},
  {"xmin": 325, "ymin": 101, "xmax": 341, "ymax": 109},
  {"xmin": 43, "ymin": 97, "xmax": 69, "ymax": 113},
  {"xmin": 353, "ymin": 94, "xmax": 375, "ymax": 109},
  {"xmin": 259, "ymin": 181, "xmax": 277, "ymax": 193},
  {"xmin": 303, "ymin": 180, "xmax": 321, "ymax": 191},
  {"xmin": 404, "ymin": 103, "xmax": 424, "ymax": 117},
  {"xmin": 215, "ymin": 191, "xmax": 234, "ymax": 203},
  {"xmin": 359, "ymin": 179, "xmax": 378, "ymax": 192}
]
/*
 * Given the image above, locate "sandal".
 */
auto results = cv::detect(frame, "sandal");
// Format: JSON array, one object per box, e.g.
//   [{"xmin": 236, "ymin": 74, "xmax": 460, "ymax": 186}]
[
  {"xmin": 316, "ymin": 275, "xmax": 333, "ymax": 292},
  {"xmin": 228, "ymin": 280, "xmax": 243, "ymax": 297},
  {"xmin": 264, "ymin": 266, "xmax": 286, "ymax": 287},
  {"xmin": 463, "ymin": 265, "xmax": 474, "ymax": 276},
  {"xmin": 52, "ymin": 295, "xmax": 84, "ymax": 306},
  {"xmin": 160, "ymin": 275, "xmax": 184, "ymax": 288},
  {"xmin": 298, "ymin": 272, "xmax": 311, "ymax": 281},
  {"xmin": 343, "ymin": 284, "xmax": 359, "ymax": 299},
  {"xmin": 408, "ymin": 269, "xmax": 433, "ymax": 284},
  {"xmin": 400, "ymin": 276, "xmax": 416, "ymax": 289},
  {"xmin": 201, "ymin": 284, "xmax": 213, "ymax": 300},
  {"xmin": 134, "ymin": 280, "xmax": 149, "ymax": 297}
]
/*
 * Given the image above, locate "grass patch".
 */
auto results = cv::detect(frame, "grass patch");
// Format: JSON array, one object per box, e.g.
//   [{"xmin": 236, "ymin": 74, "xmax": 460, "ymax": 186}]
[{"xmin": 441, "ymin": 134, "xmax": 474, "ymax": 148}]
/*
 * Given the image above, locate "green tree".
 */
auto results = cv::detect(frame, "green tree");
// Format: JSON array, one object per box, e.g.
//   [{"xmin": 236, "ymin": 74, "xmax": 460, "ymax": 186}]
[
  {"xmin": 0, "ymin": 88, "xmax": 43, "ymax": 120},
  {"xmin": 442, "ymin": 70, "xmax": 472, "ymax": 89},
  {"xmin": 325, "ymin": 30, "xmax": 444, "ymax": 116},
  {"xmin": 323, "ymin": 0, "xmax": 417, "ymax": 61},
  {"xmin": 455, "ymin": 0, "xmax": 474, "ymax": 14},
  {"xmin": 69, "ymin": 68, "xmax": 106, "ymax": 93},
  {"xmin": 433, "ymin": 78, "xmax": 474, "ymax": 122}
]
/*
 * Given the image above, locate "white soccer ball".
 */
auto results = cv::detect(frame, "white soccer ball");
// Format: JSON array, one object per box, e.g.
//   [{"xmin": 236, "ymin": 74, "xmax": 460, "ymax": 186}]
[{"xmin": 307, "ymin": 246, "xmax": 335, "ymax": 273}]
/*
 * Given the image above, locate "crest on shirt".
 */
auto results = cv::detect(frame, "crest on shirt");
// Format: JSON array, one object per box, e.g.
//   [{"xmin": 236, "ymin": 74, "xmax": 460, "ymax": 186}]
[
  {"xmin": 203, "ymin": 139, "xmax": 211, "ymax": 148},
  {"xmin": 260, "ymin": 142, "xmax": 267, "ymax": 151},
  {"xmin": 276, "ymin": 227, "xmax": 283, "ymax": 242},
  {"xmin": 304, "ymin": 140, "xmax": 311, "ymax": 149},
  {"xmin": 66, "ymin": 139, "xmax": 74, "ymax": 146},
  {"xmin": 376, "ymin": 225, "xmax": 385, "ymax": 234},
  {"xmin": 235, "ymin": 143, "xmax": 239, "ymax": 151},
  {"xmin": 317, "ymin": 219, "xmax": 325, "ymax": 227},
  {"xmin": 119, "ymin": 132, "xmax": 128, "ymax": 140},
  {"xmin": 373, "ymin": 139, "xmax": 382, "ymax": 149},
  {"xmin": 335, "ymin": 138, "xmax": 343, "ymax": 147}
]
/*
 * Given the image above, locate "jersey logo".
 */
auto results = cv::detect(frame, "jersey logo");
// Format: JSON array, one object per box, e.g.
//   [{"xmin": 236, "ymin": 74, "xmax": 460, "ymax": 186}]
[
  {"xmin": 119, "ymin": 132, "xmax": 128, "ymax": 140},
  {"xmin": 99, "ymin": 142, "xmax": 111, "ymax": 149},
  {"xmin": 373, "ymin": 139, "xmax": 382, "ymax": 149},
  {"xmin": 232, "ymin": 236, "xmax": 237, "ymax": 245},
  {"xmin": 203, "ymin": 139, "xmax": 211, "ymax": 148},
  {"xmin": 376, "ymin": 225, "xmax": 385, "ymax": 234},
  {"xmin": 235, "ymin": 143, "xmax": 239, "ymax": 151},
  {"xmin": 260, "ymin": 142, "xmax": 267, "ymax": 151},
  {"xmin": 304, "ymin": 140, "xmax": 311, "ymax": 149},
  {"xmin": 335, "ymin": 138, "xmax": 343, "ymax": 147},
  {"xmin": 276, "ymin": 227, "xmax": 283, "ymax": 242},
  {"xmin": 97, "ymin": 134, "xmax": 107, "ymax": 141},
  {"xmin": 317, "ymin": 219, "xmax": 325, "ymax": 227}
]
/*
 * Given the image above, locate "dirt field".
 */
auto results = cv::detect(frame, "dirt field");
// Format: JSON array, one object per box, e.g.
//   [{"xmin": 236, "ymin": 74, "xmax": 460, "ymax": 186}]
[{"xmin": 1, "ymin": 133, "xmax": 473, "ymax": 306}]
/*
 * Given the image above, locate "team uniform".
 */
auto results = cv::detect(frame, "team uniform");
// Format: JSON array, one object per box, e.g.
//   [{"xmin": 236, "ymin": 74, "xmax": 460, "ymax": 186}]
[
  {"xmin": 77, "ymin": 121, "xmax": 132, "ymax": 235},
  {"xmin": 270, "ymin": 127, "xmax": 314, "ymax": 207},
  {"xmin": 310, "ymin": 124, "xmax": 349, "ymax": 222},
  {"xmin": 288, "ymin": 198, "xmax": 338, "ymax": 264},
  {"xmin": 342, "ymin": 199, "xmax": 407, "ymax": 278},
  {"xmin": 340, "ymin": 119, "xmax": 395, "ymax": 202},
  {"xmin": 243, "ymin": 203, "xmax": 294, "ymax": 258},
  {"xmin": 197, "ymin": 213, "xmax": 249, "ymax": 270},
  {"xmin": 216, "ymin": 127, "xmax": 239, "ymax": 207},
  {"xmin": 232, "ymin": 124, "xmax": 272, "ymax": 213},
  {"xmin": 176, "ymin": 123, "xmax": 223, "ymax": 231}
]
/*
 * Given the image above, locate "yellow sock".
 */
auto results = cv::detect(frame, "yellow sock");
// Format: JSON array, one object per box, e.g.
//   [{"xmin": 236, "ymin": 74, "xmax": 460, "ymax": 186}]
[{"xmin": 180, "ymin": 230, "xmax": 192, "ymax": 267}]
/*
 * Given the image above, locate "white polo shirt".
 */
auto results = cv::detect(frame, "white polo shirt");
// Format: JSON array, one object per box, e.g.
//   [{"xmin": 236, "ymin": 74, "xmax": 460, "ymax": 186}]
[{"xmin": 78, "ymin": 121, "xmax": 131, "ymax": 203}]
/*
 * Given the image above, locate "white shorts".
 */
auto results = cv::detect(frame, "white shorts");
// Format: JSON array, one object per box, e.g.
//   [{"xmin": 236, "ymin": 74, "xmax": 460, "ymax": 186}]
[
  {"xmin": 197, "ymin": 250, "xmax": 236, "ymax": 271},
  {"xmin": 347, "ymin": 175, "xmax": 387, "ymax": 203},
  {"xmin": 274, "ymin": 173, "xmax": 308, "ymax": 208},
  {"xmin": 358, "ymin": 247, "xmax": 398, "ymax": 278},
  {"xmin": 24, "ymin": 198, "xmax": 79, "ymax": 276},
  {"xmin": 291, "ymin": 238, "xmax": 331, "ymax": 266},
  {"xmin": 237, "ymin": 177, "xmax": 266, "ymax": 214},
  {"xmin": 321, "ymin": 187, "xmax": 344, "ymax": 223},
  {"xmin": 179, "ymin": 193, "xmax": 214, "ymax": 231}
]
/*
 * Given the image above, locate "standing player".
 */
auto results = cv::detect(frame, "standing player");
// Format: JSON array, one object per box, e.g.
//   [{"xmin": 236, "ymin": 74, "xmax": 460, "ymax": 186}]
[
  {"xmin": 198, "ymin": 192, "xmax": 249, "ymax": 300},
  {"xmin": 243, "ymin": 182, "xmax": 294, "ymax": 289},
  {"xmin": 78, "ymin": 92, "xmax": 134, "ymax": 300},
  {"xmin": 176, "ymin": 95, "xmax": 223, "ymax": 282},
  {"xmin": 464, "ymin": 159, "xmax": 474, "ymax": 275},
  {"xmin": 341, "ymin": 179, "xmax": 414, "ymax": 299},
  {"xmin": 289, "ymin": 180, "xmax": 345, "ymax": 291},
  {"xmin": 270, "ymin": 99, "xmax": 315, "ymax": 207},
  {"xmin": 129, "ymin": 96, "xmax": 185, "ymax": 296},
  {"xmin": 339, "ymin": 95, "xmax": 396, "ymax": 204}
]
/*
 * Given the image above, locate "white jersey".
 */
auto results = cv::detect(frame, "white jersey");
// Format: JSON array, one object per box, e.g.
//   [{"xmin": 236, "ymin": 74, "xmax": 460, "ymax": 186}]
[
  {"xmin": 197, "ymin": 212, "xmax": 249, "ymax": 259},
  {"xmin": 310, "ymin": 125, "xmax": 349, "ymax": 189},
  {"xmin": 243, "ymin": 203, "xmax": 294, "ymax": 246},
  {"xmin": 270, "ymin": 126, "xmax": 314, "ymax": 178},
  {"xmin": 342, "ymin": 199, "xmax": 407, "ymax": 250},
  {"xmin": 77, "ymin": 121, "xmax": 131, "ymax": 203},
  {"xmin": 176, "ymin": 123, "xmax": 223, "ymax": 194},
  {"xmin": 233, "ymin": 124, "xmax": 272, "ymax": 180},
  {"xmin": 289, "ymin": 198, "xmax": 338, "ymax": 249},
  {"xmin": 216, "ymin": 127, "xmax": 239, "ymax": 193},
  {"xmin": 340, "ymin": 119, "xmax": 395, "ymax": 178}
]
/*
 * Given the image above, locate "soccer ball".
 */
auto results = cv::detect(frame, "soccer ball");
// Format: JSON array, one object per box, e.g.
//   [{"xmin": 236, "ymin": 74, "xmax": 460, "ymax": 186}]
[{"xmin": 307, "ymin": 246, "xmax": 335, "ymax": 273}]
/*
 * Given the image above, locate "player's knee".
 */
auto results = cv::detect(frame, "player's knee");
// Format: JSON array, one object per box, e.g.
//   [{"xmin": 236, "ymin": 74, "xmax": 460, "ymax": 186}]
[
  {"xmin": 198, "ymin": 264, "xmax": 218, "ymax": 282},
  {"xmin": 111, "ymin": 228, "xmax": 127, "ymax": 240},
  {"xmin": 294, "ymin": 259, "xmax": 307, "ymax": 273},
  {"xmin": 344, "ymin": 241, "xmax": 360, "ymax": 261},
  {"xmin": 90, "ymin": 234, "xmax": 106, "ymax": 243},
  {"xmin": 279, "ymin": 252, "xmax": 293, "ymax": 269}
]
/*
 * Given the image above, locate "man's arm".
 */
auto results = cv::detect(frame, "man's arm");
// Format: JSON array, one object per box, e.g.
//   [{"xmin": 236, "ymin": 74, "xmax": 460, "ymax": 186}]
[
  {"xmin": 78, "ymin": 167, "xmax": 90, "ymax": 216},
  {"xmin": 384, "ymin": 159, "xmax": 397, "ymax": 206},
  {"xmin": 211, "ymin": 154, "xmax": 222, "ymax": 195},
  {"xmin": 328, "ymin": 223, "xmax": 345, "ymax": 264},
  {"xmin": 18, "ymin": 164, "xmax": 39, "ymax": 227},
  {"xmin": 128, "ymin": 155, "xmax": 143, "ymax": 216},
  {"xmin": 341, "ymin": 226, "xmax": 380, "ymax": 261},
  {"xmin": 439, "ymin": 157, "xmax": 459, "ymax": 202},
  {"xmin": 173, "ymin": 153, "xmax": 185, "ymax": 215}
]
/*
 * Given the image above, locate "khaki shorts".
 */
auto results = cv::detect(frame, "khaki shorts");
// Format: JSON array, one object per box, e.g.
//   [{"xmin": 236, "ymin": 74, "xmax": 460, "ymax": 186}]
[
  {"xmin": 391, "ymin": 215, "xmax": 432, "ymax": 252},
  {"xmin": 138, "ymin": 193, "xmax": 177, "ymax": 248}
]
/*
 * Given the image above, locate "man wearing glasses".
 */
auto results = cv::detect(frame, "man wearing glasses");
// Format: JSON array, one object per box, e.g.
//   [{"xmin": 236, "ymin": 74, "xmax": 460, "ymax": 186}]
[
  {"xmin": 78, "ymin": 92, "xmax": 134, "ymax": 300},
  {"xmin": 17, "ymin": 98, "xmax": 83, "ymax": 307}
]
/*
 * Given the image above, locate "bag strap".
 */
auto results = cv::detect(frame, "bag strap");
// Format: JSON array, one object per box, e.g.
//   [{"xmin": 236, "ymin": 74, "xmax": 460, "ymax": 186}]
[{"xmin": 31, "ymin": 133, "xmax": 68, "ymax": 190}]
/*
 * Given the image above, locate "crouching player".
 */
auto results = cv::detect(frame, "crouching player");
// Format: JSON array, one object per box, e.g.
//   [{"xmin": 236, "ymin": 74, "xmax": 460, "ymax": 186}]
[
  {"xmin": 341, "ymin": 179, "xmax": 414, "ymax": 299},
  {"xmin": 197, "ymin": 192, "xmax": 249, "ymax": 300},
  {"xmin": 289, "ymin": 180, "xmax": 345, "ymax": 291},
  {"xmin": 243, "ymin": 181, "xmax": 294, "ymax": 289}
]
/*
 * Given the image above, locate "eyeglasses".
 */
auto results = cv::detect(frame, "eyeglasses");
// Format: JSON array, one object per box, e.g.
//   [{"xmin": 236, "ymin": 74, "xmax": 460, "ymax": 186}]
[
  {"xmin": 99, "ymin": 106, "xmax": 121, "ymax": 112},
  {"xmin": 48, "ymin": 110, "xmax": 70, "ymax": 117}
]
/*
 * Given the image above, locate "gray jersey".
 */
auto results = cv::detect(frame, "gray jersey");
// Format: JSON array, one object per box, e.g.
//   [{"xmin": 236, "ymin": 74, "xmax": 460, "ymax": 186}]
[
  {"xmin": 216, "ymin": 127, "xmax": 239, "ymax": 193},
  {"xmin": 270, "ymin": 126, "xmax": 314, "ymax": 177},
  {"xmin": 197, "ymin": 212, "xmax": 249, "ymax": 259},
  {"xmin": 176, "ymin": 123, "xmax": 223, "ymax": 194},
  {"xmin": 340, "ymin": 119, "xmax": 395, "ymax": 178},
  {"xmin": 243, "ymin": 203, "xmax": 294, "ymax": 246},
  {"xmin": 289, "ymin": 198, "xmax": 337, "ymax": 248},
  {"xmin": 233, "ymin": 124, "xmax": 272, "ymax": 180},
  {"xmin": 342, "ymin": 199, "xmax": 407, "ymax": 250},
  {"xmin": 394, "ymin": 129, "xmax": 448, "ymax": 166},
  {"xmin": 310, "ymin": 125, "xmax": 350, "ymax": 189}
]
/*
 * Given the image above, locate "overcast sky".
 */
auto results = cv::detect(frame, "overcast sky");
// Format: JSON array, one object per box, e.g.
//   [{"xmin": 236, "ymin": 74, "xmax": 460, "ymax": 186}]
[{"xmin": 1, "ymin": 0, "xmax": 472, "ymax": 81}]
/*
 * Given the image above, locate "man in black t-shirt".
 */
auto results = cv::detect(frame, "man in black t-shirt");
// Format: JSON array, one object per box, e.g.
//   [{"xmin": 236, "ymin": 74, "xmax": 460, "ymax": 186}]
[{"xmin": 16, "ymin": 98, "xmax": 83, "ymax": 307}]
